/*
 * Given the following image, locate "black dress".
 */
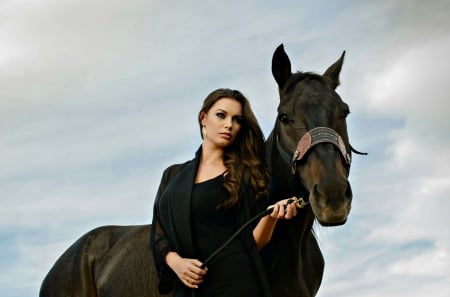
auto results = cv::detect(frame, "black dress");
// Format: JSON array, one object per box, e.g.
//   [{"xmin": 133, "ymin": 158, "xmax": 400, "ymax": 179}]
[
  {"xmin": 150, "ymin": 151, "xmax": 272, "ymax": 297},
  {"xmin": 189, "ymin": 174, "xmax": 261, "ymax": 297}
]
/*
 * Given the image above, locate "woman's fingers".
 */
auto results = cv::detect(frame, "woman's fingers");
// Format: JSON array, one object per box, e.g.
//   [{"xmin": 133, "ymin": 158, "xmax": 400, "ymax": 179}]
[
  {"xmin": 271, "ymin": 204, "xmax": 283, "ymax": 218},
  {"xmin": 284, "ymin": 203, "xmax": 297, "ymax": 219},
  {"xmin": 183, "ymin": 274, "xmax": 200, "ymax": 288},
  {"xmin": 270, "ymin": 198, "xmax": 298, "ymax": 219},
  {"xmin": 271, "ymin": 203, "xmax": 286, "ymax": 219},
  {"xmin": 191, "ymin": 260, "xmax": 208, "ymax": 273},
  {"xmin": 178, "ymin": 259, "xmax": 208, "ymax": 288}
]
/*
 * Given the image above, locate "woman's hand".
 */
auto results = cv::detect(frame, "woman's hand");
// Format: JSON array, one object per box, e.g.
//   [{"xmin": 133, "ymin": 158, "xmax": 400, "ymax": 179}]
[
  {"xmin": 165, "ymin": 252, "xmax": 208, "ymax": 288},
  {"xmin": 268, "ymin": 197, "xmax": 298, "ymax": 220},
  {"xmin": 253, "ymin": 197, "xmax": 300, "ymax": 250}
]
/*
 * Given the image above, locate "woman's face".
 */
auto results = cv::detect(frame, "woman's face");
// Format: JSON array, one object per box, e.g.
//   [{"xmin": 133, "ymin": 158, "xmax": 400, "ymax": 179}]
[{"xmin": 201, "ymin": 97, "xmax": 243, "ymax": 149}]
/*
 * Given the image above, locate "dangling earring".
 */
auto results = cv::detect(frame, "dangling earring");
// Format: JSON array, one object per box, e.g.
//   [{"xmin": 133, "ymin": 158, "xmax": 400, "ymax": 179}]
[{"xmin": 202, "ymin": 125, "xmax": 207, "ymax": 138}]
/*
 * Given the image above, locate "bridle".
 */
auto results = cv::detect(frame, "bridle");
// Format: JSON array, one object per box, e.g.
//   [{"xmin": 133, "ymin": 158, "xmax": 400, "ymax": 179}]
[{"xmin": 276, "ymin": 126, "xmax": 352, "ymax": 175}]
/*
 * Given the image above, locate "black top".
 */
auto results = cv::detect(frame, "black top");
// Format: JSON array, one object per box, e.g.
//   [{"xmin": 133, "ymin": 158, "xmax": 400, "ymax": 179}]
[
  {"xmin": 189, "ymin": 174, "xmax": 261, "ymax": 296},
  {"xmin": 149, "ymin": 147, "xmax": 272, "ymax": 297},
  {"xmin": 191, "ymin": 174, "xmax": 239, "ymax": 259}
]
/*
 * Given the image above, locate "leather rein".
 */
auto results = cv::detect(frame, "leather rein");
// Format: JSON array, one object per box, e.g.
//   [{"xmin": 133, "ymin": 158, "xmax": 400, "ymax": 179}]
[{"xmin": 201, "ymin": 197, "xmax": 306, "ymax": 268}]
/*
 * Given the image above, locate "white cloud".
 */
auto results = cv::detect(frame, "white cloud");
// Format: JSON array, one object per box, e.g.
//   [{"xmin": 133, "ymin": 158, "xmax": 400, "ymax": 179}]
[{"xmin": 1, "ymin": 1, "xmax": 450, "ymax": 297}]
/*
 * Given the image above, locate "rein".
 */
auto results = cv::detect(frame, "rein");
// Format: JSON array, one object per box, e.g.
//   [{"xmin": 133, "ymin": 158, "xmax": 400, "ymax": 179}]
[{"xmin": 200, "ymin": 197, "xmax": 308, "ymax": 268}]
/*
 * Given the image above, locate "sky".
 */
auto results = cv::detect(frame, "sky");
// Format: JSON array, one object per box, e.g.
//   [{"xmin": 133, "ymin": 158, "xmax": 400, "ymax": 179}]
[{"xmin": 1, "ymin": 0, "xmax": 449, "ymax": 296}]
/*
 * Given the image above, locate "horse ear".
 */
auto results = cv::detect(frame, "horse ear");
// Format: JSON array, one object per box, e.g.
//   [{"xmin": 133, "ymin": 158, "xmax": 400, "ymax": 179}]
[
  {"xmin": 272, "ymin": 44, "xmax": 292, "ymax": 89},
  {"xmin": 323, "ymin": 51, "xmax": 345, "ymax": 89}
]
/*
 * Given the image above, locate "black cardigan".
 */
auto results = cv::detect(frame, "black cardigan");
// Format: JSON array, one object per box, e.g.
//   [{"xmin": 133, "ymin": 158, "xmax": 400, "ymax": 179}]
[{"xmin": 149, "ymin": 148, "xmax": 272, "ymax": 297}]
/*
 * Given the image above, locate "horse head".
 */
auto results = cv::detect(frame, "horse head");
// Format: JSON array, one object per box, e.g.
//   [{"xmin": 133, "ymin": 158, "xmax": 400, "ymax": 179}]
[{"xmin": 269, "ymin": 44, "xmax": 362, "ymax": 226}]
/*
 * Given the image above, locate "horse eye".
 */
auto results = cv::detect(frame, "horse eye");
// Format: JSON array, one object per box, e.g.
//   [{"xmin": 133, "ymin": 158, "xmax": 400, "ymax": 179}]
[
  {"xmin": 342, "ymin": 108, "xmax": 350, "ymax": 119},
  {"xmin": 341, "ymin": 103, "xmax": 350, "ymax": 118},
  {"xmin": 278, "ymin": 113, "xmax": 289, "ymax": 124}
]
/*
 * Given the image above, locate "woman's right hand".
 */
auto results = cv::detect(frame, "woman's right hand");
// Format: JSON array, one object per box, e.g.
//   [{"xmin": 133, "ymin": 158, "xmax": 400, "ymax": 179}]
[{"xmin": 165, "ymin": 252, "xmax": 208, "ymax": 288}]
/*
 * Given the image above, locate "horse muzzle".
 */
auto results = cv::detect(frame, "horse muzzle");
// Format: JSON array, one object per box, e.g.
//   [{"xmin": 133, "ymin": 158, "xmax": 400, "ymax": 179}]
[{"xmin": 308, "ymin": 180, "xmax": 352, "ymax": 226}]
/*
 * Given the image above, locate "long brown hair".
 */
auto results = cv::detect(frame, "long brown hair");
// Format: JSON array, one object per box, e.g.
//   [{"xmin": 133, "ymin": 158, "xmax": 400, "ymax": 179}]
[{"xmin": 198, "ymin": 88, "xmax": 268, "ymax": 209}]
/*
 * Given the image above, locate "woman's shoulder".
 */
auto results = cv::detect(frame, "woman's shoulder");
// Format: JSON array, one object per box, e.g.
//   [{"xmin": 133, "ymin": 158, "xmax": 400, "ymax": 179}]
[
  {"xmin": 163, "ymin": 163, "xmax": 182, "ymax": 175},
  {"xmin": 161, "ymin": 159, "xmax": 193, "ymax": 180}
]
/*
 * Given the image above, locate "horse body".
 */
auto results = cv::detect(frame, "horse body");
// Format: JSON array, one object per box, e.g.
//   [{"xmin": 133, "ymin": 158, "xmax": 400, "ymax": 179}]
[
  {"xmin": 40, "ymin": 225, "xmax": 165, "ymax": 297},
  {"xmin": 40, "ymin": 44, "xmax": 360, "ymax": 297}
]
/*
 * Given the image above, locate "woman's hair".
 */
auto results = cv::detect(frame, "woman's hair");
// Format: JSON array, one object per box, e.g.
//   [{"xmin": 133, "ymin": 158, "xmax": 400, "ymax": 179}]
[{"xmin": 198, "ymin": 88, "xmax": 269, "ymax": 209}]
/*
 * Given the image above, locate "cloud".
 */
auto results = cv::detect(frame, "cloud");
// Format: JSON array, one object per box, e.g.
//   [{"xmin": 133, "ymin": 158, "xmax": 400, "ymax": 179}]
[{"xmin": 1, "ymin": 1, "xmax": 449, "ymax": 297}]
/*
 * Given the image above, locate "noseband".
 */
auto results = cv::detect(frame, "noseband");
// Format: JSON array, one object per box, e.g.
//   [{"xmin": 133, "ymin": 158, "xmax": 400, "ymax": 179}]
[{"xmin": 276, "ymin": 127, "xmax": 351, "ymax": 174}]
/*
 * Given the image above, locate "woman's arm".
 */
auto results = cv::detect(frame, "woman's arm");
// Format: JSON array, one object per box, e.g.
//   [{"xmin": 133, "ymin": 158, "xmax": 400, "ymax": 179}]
[
  {"xmin": 252, "ymin": 198, "xmax": 298, "ymax": 250},
  {"xmin": 150, "ymin": 164, "xmax": 208, "ymax": 290},
  {"xmin": 149, "ymin": 165, "xmax": 181, "ymax": 293}
]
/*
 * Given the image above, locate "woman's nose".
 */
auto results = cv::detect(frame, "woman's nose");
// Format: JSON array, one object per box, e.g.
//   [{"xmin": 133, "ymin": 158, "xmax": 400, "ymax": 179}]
[{"xmin": 224, "ymin": 118, "xmax": 232, "ymax": 129}]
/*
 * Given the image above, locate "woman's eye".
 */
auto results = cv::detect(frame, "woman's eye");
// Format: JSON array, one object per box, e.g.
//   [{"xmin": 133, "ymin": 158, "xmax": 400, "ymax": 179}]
[
  {"xmin": 233, "ymin": 117, "xmax": 243, "ymax": 125},
  {"xmin": 216, "ymin": 112, "xmax": 225, "ymax": 119}
]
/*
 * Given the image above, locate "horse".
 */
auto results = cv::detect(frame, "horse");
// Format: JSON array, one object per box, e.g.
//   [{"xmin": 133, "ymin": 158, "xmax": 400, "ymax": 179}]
[
  {"xmin": 264, "ymin": 44, "xmax": 365, "ymax": 297},
  {"xmin": 40, "ymin": 44, "xmax": 364, "ymax": 297}
]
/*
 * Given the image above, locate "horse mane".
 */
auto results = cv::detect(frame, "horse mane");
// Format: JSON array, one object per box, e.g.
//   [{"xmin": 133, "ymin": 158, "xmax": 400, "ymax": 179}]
[{"xmin": 264, "ymin": 120, "xmax": 292, "ymax": 179}]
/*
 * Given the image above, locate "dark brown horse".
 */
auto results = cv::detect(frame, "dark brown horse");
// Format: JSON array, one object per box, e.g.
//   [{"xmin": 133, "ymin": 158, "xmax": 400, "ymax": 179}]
[
  {"xmin": 264, "ymin": 44, "xmax": 365, "ymax": 297},
  {"xmin": 40, "ymin": 44, "xmax": 364, "ymax": 297}
]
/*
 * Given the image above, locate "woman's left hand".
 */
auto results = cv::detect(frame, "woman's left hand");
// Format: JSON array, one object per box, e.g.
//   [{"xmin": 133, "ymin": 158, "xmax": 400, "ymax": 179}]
[
  {"xmin": 268, "ymin": 197, "xmax": 298, "ymax": 220},
  {"xmin": 253, "ymin": 197, "xmax": 299, "ymax": 250}
]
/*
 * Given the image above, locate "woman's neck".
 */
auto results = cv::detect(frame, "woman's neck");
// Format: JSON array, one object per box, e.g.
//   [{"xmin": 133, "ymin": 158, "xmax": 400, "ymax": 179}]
[
  {"xmin": 200, "ymin": 143, "xmax": 225, "ymax": 165},
  {"xmin": 196, "ymin": 143, "xmax": 226, "ymax": 183}
]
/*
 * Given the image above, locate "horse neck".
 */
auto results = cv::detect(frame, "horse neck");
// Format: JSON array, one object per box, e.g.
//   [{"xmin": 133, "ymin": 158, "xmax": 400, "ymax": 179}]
[
  {"xmin": 266, "ymin": 129, "xmax": 307, "ymax": 201},
  {"xmin": 266, "ymin": 129, "xmax": 316, "ymax": 239}
]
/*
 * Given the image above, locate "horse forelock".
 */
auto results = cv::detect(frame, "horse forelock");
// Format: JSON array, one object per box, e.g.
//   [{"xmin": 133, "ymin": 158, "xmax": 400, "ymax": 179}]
[{"xmin": 282, "ymin": 71, "xmax": 329, "ymax": 96}]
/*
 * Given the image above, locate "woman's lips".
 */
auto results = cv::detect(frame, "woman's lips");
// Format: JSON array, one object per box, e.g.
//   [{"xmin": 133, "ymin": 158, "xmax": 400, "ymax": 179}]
[{"xmin": 220, "ymin": 133, "xmax": 231, "ymax": 139}]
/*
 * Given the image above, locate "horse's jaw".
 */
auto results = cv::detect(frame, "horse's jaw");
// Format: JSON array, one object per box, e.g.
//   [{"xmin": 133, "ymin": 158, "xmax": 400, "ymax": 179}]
[{"xmin": 318, "ymin": 219, "xmax": 347, "ymax": 227}]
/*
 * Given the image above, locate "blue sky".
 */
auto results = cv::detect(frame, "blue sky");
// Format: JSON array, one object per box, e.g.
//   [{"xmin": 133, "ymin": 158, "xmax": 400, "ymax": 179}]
[{"xmin": 1, "ymin": 0, "xmax": 449, "ymax": 296}]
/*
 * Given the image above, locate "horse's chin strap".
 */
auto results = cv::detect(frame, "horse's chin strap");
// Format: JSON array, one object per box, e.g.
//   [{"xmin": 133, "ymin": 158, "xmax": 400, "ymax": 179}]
[{"xmin": 276, "ymin": 127, "xmax": 351, "ymax": 174}]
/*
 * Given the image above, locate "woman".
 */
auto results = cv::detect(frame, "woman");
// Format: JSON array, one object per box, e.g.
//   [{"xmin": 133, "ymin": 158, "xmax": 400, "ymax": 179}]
[{"xmin": 150, "ymin": 88, "xmax": 297, "ymax": 297}]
